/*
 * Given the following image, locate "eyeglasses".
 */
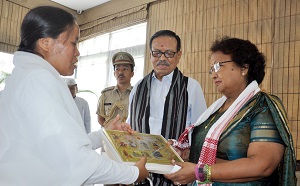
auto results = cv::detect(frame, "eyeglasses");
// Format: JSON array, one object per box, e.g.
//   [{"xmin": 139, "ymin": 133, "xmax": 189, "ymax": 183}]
[
  {"xmin": 209, "ymin": 60, "xmax": 233, "ymax": 74},
  {"xmin": 151, "ymin": 50, "xmax": 178, "ymax": 58}
]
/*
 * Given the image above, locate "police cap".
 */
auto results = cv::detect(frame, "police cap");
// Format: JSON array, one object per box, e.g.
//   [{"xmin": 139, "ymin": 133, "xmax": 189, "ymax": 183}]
[{"xmin": 112, "ymin": 52, "xmax": 135, "ymax": 67}]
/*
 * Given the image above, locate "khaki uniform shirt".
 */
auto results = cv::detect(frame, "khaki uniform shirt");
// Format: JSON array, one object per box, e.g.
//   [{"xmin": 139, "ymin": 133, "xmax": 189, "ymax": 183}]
[{"xmin": 96, "ymin": 85, "xmax": 132, "ymax": 125}]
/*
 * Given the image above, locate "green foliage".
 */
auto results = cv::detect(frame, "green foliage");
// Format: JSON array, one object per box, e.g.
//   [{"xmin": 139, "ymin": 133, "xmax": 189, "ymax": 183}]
[
  {"xmin": 78, "ymin": 89, "xmax": 98, "ymax": 98},
  {"xmin": 0, "ymin": 71, "xmax": 10, "ymax": 85}
]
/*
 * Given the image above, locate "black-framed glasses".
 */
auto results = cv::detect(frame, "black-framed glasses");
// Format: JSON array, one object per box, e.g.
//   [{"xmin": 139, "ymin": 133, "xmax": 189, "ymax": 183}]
[
  {"xmin": 151, "ymin": 50, "xmax": 178, "ymax": 58},
  {"xmin": 209, "ymin": 60, "xmax": 233, "ymax": 74}
]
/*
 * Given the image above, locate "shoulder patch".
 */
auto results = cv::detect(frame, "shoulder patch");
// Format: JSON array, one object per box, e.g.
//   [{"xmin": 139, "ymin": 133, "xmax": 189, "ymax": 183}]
[{"xmin": 101, "ymin": 86, "xmax": 115, "ymax": 94}]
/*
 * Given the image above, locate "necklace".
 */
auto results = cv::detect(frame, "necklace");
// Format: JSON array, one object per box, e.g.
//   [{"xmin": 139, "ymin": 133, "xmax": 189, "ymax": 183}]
[
  {"xmin": 205, "ymin": 113, "xmax": 218, "ymax": 129},
  {"xmin": 204, "ymin": 107, "xmax": 224, "ymax": 129}
]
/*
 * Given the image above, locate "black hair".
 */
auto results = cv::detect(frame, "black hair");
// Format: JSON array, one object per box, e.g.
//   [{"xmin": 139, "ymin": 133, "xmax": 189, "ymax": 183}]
[
  {"xmin": 149, "ymin": 30, "xmax": 181, "ymax": 52},
  {"xmin": 210, "ymin": 36, "xmax": 266, "ymax": 84},
  {"xmin": 18, "ymin": 6, "xmax": 76, "ymax": 54}
]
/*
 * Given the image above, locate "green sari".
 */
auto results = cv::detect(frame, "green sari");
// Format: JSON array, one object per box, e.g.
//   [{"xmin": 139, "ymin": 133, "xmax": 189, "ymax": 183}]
[{"xmin": 190, "ymin": 92, "xmax": 296, "ymax": 186}]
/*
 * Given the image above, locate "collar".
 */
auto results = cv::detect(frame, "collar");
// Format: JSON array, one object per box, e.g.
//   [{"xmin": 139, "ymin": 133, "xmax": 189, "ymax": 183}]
[
  {"xmin": 113, "ymin": 84, "xmax": 132, "ymax": 92},
  {"xmin": 152, "ymin": 70, "xmax": 174, "ymax": 82}
]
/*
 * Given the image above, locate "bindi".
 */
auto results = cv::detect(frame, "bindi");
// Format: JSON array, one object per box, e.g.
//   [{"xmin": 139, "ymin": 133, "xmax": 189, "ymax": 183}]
[{"xmin": 161, "ymin": 45, "xmax": 163, "ymax": 47}]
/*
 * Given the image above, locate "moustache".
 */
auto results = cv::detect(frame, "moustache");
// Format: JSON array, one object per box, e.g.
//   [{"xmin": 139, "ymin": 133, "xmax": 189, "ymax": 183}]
[
  {"xmin": 118, "ymin": 74, "xmax": 125, "ymax": 78},
  {"xmin": 156, "ymin": 60, "xmax": 170, "ymax": 66}
]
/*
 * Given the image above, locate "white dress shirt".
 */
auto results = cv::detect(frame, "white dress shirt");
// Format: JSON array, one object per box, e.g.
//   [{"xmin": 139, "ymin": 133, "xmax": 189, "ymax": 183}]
[
  {"xmin": 127, "ymin": 71, "xmax": 207, "ymax": 134},
  {"xmin": 74, "ymin": 96, "xmax": 91, "ymax": 133}
]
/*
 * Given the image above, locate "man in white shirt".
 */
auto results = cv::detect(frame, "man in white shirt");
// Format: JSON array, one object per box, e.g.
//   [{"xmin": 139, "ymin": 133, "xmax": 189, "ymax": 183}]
[
  {"xmin": 66, "ymin": 78, "xmax": 91, "ymax": 134},
  {"xmin": 127, "ymin": 30, "xmax": 207, "ymax": 186}
]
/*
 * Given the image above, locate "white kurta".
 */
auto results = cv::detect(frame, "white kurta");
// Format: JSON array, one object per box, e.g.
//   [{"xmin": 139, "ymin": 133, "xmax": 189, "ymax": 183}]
[
  {"xmin": 0, "ymin": 52, "xmax": 138, "ymax": 186},
  {"xmin": 127, "ymin": 71, "xmax": 207, "ymax": 135},
  {"xmin": 74, "ymin": 96, "xmax": 91, "ymax": 134}
]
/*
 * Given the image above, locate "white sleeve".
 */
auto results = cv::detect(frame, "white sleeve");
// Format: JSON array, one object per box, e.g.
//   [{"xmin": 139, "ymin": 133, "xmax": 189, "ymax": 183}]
[
  {"xmin": 84, "ymin": 155, "xmax": 139, "ymax": 185},
  {"xmin": 88, "ymin": 130, "xmax": 103, "ymax": 150},
  {"xmin": 84, "ymin": 100, "xmax": 91, "ymax": 133},
  {"xmin": 188, "ymin": 78, "xmax": 207, "ymax": 124}
]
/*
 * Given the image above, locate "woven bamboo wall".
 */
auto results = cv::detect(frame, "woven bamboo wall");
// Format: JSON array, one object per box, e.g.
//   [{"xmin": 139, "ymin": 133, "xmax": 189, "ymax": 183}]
[
  {"xmin": 0, "ymin": 0, "xmax": 28, "ymax": 53},
  {"xmin": 145, "ymin": 0, "xmax": 300, "ymax": 159}
]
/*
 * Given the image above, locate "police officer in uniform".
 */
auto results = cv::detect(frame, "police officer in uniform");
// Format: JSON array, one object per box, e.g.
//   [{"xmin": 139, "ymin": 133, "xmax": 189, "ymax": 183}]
[{"xmin": 96, "ymin": 52, "xmax": 135, "ymax": 127}]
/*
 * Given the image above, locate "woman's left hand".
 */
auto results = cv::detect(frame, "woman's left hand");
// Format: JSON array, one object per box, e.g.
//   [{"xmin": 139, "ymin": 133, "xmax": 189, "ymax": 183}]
[{"xmin": 164, "ymin": 161, "xmax": 197, "ymax": 185}]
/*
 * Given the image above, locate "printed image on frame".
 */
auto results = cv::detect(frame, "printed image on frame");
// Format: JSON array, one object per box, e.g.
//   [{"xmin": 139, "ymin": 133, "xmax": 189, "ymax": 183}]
[{"xmin": 103, "ymin": 129, "xmax": 182, "ymax": 164}]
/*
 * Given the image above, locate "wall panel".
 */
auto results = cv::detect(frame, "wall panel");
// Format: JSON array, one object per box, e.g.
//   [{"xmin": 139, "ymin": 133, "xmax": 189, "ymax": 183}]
[{"xmin": 146, "ymin": 0, "xmax": 300, "ymax": 159}]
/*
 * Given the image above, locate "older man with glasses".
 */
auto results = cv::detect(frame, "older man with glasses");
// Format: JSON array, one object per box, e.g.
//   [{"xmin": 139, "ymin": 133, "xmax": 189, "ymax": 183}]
[{"xmin": 126, "ymin": 30, "xmax": 207, "ymax": 186}]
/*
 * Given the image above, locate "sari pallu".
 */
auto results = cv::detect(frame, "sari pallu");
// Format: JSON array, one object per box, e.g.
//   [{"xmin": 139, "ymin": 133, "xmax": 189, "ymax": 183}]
[{"xmin": 262, "ymin": 92, "xmax": 296, "ymax": 186}]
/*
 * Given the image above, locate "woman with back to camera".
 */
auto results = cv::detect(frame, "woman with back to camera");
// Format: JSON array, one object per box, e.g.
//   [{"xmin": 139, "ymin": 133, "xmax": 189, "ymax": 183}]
[
  {"xmin": 164, "ymin": 36, "xmax": 296, "ymax": 186},
  {"xmin": 0, "ymin": 6, "xmax": 148, "ymax": 185}
]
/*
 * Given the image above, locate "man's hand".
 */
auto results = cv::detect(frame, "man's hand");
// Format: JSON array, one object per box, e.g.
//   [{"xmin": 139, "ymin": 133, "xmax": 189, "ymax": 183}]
[
  {"xmin": 135, "ymin": 157, "xmax": 149, "ymax": 182},
  {"xmin": 105, "ymin": 114, "xmax": 134, "ymax": 133}
]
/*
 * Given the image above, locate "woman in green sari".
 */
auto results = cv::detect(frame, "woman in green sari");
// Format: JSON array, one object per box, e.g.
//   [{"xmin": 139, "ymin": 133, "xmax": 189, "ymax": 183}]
[{"xmin": 164, "ymin": 37, "xmax": 296, "ymax": 186}]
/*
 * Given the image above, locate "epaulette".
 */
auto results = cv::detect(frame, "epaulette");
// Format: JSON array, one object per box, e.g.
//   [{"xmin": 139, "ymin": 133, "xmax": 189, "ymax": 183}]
[{"xmin": 101, "ymin": 86, "xmax": 115, "ymax": 94}]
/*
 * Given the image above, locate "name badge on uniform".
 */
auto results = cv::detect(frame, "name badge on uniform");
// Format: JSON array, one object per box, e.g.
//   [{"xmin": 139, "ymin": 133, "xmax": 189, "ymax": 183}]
[{"xmin": 104, "ymin": 103, "xmax": 112, "ymax": 105}]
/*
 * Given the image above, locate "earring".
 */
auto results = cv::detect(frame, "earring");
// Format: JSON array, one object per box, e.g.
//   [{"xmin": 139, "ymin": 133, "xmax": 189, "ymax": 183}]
[{"xmin": 242, "ymin": 72, "xmax": 245, "ymax": 76}]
